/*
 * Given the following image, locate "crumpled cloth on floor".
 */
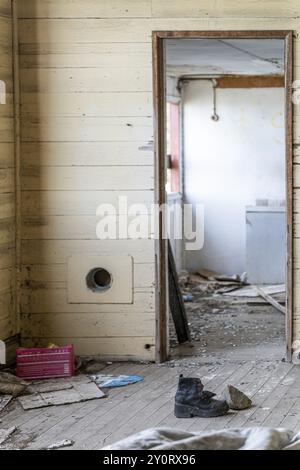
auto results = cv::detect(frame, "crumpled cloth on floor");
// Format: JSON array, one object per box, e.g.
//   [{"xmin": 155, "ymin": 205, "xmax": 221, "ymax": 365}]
[{"xmin": 102, "ymin": 427, "xmax": 300, "ymax": 451}]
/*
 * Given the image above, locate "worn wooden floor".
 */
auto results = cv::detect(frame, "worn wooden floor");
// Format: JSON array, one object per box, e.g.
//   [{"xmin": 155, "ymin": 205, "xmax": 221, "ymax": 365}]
[{"xmin": 1, "ymin": 359, "xmax": 300, "ymax": 450}]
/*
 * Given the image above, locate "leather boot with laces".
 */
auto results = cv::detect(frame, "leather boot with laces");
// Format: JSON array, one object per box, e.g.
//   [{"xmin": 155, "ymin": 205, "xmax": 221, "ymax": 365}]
[{"xmin": 174, "ymin": 374, "xmax": 229, "ymax": 418}]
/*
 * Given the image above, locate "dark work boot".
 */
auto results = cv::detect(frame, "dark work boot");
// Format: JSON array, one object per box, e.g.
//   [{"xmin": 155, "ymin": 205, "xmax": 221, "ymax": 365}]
[{"xmin": 174, "ymin": 375, "xmax": 229, "ymax": 418}]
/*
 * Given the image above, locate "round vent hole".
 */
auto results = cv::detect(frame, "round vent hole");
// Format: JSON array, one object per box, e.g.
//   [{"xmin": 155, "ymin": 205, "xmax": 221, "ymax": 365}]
[{"xmin": 86, "ymin": 268, "xmax": 112, "ymax": 292}]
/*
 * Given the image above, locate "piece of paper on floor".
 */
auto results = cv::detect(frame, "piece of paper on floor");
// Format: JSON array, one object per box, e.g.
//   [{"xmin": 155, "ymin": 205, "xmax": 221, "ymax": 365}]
[
  {"xmin": 18, "ymin": 375, "xmax": 105, "ymax": 410},
  {"xmin": 90, "ymin": 374, "xmax": 144, "ymax": 388}
]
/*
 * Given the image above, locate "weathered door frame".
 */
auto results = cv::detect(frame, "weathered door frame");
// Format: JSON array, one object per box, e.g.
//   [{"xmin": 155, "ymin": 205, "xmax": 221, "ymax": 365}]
[{"xmin": 152, "ymin": 30, "xmax": 293, "ymax": 363}]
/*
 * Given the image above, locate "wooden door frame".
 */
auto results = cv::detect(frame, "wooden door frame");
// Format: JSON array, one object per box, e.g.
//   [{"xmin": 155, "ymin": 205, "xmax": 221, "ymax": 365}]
[{"xmin": 152, "ymin": 30, "xmax": 293, "ymax": 363}]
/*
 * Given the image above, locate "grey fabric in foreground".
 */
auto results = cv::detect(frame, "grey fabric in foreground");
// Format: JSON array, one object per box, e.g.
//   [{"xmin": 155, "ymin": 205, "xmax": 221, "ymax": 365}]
[{"xmin": 102, "ymin": 427, "xmax": 300, "ymax": 450}]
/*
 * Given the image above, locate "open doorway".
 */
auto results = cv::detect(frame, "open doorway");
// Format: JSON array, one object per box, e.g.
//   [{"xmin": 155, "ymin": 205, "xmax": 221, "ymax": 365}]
[{"xmin": 153, "ymin": 31, "xmax": 293, "ymax": 363}]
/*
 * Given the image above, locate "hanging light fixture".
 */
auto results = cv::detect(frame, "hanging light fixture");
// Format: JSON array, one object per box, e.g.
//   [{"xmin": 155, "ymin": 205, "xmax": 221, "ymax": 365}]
[{"xmin": 211, "ymin": 79, "xmax": 219, "ymax": 121}]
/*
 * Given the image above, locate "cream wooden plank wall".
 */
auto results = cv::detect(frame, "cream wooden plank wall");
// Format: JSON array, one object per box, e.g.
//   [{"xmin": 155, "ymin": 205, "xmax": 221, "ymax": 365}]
[
  {"xmin": 16, "ymin": 0, "xmax": 300, "ymax": 360},
  {"xmin": 0, "ymin": 0, "xmax": 17, "ymax": 345}
]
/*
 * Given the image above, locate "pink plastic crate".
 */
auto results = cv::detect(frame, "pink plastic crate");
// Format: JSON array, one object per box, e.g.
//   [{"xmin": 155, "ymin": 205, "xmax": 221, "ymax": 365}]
[{"xmin": 16, "ymin": 345, "xmax": 75, "ymax": 380}]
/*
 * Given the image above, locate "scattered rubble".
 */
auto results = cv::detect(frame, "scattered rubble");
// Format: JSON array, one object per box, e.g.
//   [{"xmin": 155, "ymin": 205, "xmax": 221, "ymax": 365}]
[
  {"xmin": 0, "ymin": 396, "xmax": 12, "ymax": 413},
  {"xmin": 223, "ymin": 384, "xmax": 252, "ymax": 410},
  {"xmin": 44, "ymin": 439, "xmax": 74, "ymax": 450},
  {"xmin": 0, "ymin": 426, "xmax": 16, "ymax": 445},
  {"xmin": 169, "ymin": 271, "xmax": 285, "ymax": 357},
  {"xmin": 0, "ymin": 372, "xmax": 29, "ymax": 397},
  {"xmin": 183, "ymin": 293, "xmax": 194, "ymax": 302}
]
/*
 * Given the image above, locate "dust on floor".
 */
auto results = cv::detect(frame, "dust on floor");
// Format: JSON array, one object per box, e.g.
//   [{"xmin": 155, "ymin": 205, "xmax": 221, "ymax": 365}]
[
  {"xmin": 170, "ymin": 274, "xmax": 286, "ymax": 362},
  {"xmin": 0, "ymin": 359, "xmax": 298, "ymax": 450}
]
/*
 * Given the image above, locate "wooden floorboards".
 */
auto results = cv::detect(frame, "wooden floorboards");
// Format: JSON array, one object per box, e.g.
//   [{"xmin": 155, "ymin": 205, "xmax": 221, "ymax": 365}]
[{"xmin": 0, "ymin": 360, "xmax": 299, "ymax": 450}]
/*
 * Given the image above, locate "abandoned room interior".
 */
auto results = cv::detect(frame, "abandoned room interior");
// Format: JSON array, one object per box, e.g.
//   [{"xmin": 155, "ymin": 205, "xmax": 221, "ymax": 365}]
[
  {"xmin": 166, "ymin": 38, "xmax": 287, "ymax": 363},
  {"xmin": 0, "ymin": 0, "xmax": 300, "ymax": 452}
]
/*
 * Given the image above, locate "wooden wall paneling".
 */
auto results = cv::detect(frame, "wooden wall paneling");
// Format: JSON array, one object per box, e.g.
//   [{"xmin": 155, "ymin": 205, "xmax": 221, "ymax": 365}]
[
  {"xmin": 0, "ymin": 247, "xmax": 15, "ymax": 269},
  {"xmin": 21, "ymin": 92, "xmax": 153, "ymax": 117},
  {"xmin": 0, "ymin": 193, "xmax": 15, "ymax": 218},
  {"xmin": 20, "ymin": 142, "xmax": 154, "ymax": 166},
  {"xmin": 0, "ymin": 143, "xmax": 14, "ymax": 167},
  {"xmin": 21, "ymin": 166, "xmax": 154, "ymax": 190},
  {"xmin": 20, "ymin": 262, "xmax": 155, "ymax": 289},
  {"xmin": 18, "ymin": 0, "xmax": 152, "ymax": 19},
  {"xmin": 0, "ymin": 117, "xmax": 14, "ymax": 141},
  {"xmin": 20, "ymin": 337, "xmax": 155, "ymax": 359},
  {"xmin": 21, "ymin": 190, "xmax": 154, "ymax": 216},
  {"xmin": 21, "ymin": 215, "xmax": 154, "ymax": 240},
  {"xmin": 21, "ymin": 117, "xmax": 153, "ymax": 142},
  {"xmin": 18, "ymin": 18, "xmax": 300, "ymax": 45},
  {"xmin": 20, "ymin": 68, "xmax": 152, "ymax": 93},
  {"xmin": 0, "ymin": 0, "xmax": 16, "ymax": 344},
  {"xmin": 16, "ymin": 0, "xmax": 299, "ymax": 361},
  {"xmin": 21, "ymin": 240, "xmax": 156, "ymax": 265},
  {"xmin": 151, "ymin": 1, "xmax": 299, "ymax": 18},
  {"xmin": 20, "ymin": 288, "xmax": 155, "ymax": 314},
  {"xmin": 21, "ymin": 312, "xmax": 155, "ymax": 338},
  {"xmin": 19, "ymin": 42, "xmax": 152, "ymax": 66}
]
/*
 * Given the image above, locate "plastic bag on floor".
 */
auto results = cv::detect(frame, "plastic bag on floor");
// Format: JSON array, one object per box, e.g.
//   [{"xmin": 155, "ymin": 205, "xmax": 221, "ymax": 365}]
[{"xmin": 90, "ymin": 374, "xmax": 144, "ymax": 388}]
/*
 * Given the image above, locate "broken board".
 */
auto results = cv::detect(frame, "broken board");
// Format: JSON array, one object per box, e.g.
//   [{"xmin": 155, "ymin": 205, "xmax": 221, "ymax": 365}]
[
  {"xmin": 0, "ymin": 427, "xmax": 16, "ymax": 445},
  {"xmin": 168, "ymin": 241, "xmax": 191, "ymax": 344},
  {"xmin": 223, "ymin": 284, "xmax": 285, "ymax": 297},
  {"xmin": 18, "ymin": 375, "xmax": 105, "ymax": 410},
  {"xmin": 0, "ymin": 396, "xmax": 12, "ymax": 413}
]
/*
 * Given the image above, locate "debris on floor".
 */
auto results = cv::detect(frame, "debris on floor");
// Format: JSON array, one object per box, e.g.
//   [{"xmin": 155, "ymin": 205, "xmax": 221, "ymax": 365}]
[
  {"xmin": 254, "ymin": 286, "xmax": 286, "ymax": 315},
  {"xmin": 43, "ymin": 439, "xmax": 75, "ymax": 450},
  {"xmin": 0, "ymin": 395, "xmax": 13, "ymax": 413},
  {"xmin": 170, "ymin": 271, "xmax": 286, "ymax": 358},
  {"xmin": 183, "ymin": 293, "xmax": 194, "ymax": 302},
  {"xmin": 223, "ymin": 284, "xmax": 285, "ymax": 297},
  {"xmin": 197, "ymin": 269, "xmax": 247, "ymax": 284},
  {"xmin": 0, "ymin": 372, "xmax": 29, "ymax": 397},
  {"xmin": 18, "ymin": 375, "xmax": 105, "ymax": 410},
  {"xmin": 0, "ymin": 426, "xmax": 16, "ymax": 445},
  {"xmin": 223, "ymin": 384, "xmax": 252, "ymax": 410},
  {"xmin": 90, "ymin": 374, "xmax": 144, "ymax": 388}
]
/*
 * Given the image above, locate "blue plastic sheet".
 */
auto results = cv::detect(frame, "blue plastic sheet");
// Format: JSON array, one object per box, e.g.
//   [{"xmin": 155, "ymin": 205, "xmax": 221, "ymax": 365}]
[{"xmin": 90, "ymin": 374, "xmax": 144, "ymax": 388}]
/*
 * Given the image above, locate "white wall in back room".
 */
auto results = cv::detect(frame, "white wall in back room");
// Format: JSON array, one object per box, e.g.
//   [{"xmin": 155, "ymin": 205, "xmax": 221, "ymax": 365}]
[{"xmin": 183, "ymin": 80, "xmax": 285, "ymax": 275}]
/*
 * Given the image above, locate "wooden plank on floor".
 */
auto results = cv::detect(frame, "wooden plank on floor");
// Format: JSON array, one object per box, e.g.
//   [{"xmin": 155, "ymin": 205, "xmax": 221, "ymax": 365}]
[
  {"xmin": 4, "ymin": 363, "xmax": 144, "ymax": 450},
  {"xmin": 261, "ymin": 368, "xmax": 300, "ymax": 428},
  {"xmin": 2, "ymin": 361, "xmax": 298, "ymax": 450},
  {"xmin": 280, "ymin": 395, "xmax": 300, "ymax": 431},
  {"xmin": 0, "ymin": 363, "xmax": 122, "ymax": 429},
  {"xmin": 186, "ymin": 362, "xmax": 256, "ymax": 433},
  {"xmin": 157, "ymin": 362, "xmax": 247, "ymax": 434},
  {"xmin": 102, "ymin": 363, "xmax": 224, "ymax": 446},
  {"xmin": 228, "ymin": 362, "xmax": 294, "ymax": 428},
  {"xmin": 71, "ymin": 366, "xmax": 182, "ymax": 449},
  {"xmin": 202, "ymin": 361, "xmax": 278, "ymax": 432},
  {"xmin": 25, "ymin": 364, "xmax": 163, "ymax": 450}
]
